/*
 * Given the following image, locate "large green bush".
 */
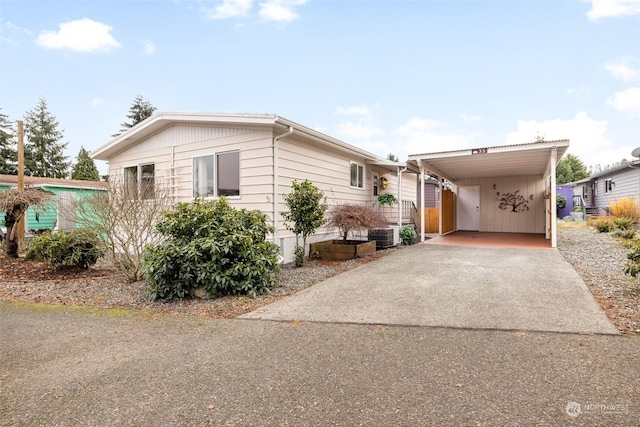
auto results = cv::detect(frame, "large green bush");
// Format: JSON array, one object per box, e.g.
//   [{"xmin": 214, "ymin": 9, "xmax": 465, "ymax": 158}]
[
  {"xmin": 144, "ymin": 198, "xmax": 280, "ymax": 301},
  {"xmin": 25, "ymin": 229, "xmax": 104, "ymax": 269}
]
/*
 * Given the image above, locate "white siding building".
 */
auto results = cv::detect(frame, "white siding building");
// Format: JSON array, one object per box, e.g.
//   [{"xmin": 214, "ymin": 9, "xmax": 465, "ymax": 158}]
[{"xmin": 92, "ymin": 112, "xmax": 418, "ymax": 263}]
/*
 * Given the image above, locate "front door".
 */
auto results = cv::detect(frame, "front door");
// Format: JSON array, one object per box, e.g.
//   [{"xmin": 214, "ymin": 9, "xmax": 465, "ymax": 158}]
[{"xmin": 457, "ymin": 185, "xmax": 480, "ymax": 231}]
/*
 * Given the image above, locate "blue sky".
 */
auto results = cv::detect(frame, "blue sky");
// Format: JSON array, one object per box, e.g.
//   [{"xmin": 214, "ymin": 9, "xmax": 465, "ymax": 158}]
[{"xmin": 1, "ymin": 0, "xmax": 639, "ymax": 175}]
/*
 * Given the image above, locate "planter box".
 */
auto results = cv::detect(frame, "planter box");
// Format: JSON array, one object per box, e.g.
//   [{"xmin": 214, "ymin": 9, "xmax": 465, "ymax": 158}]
[
  {"xmin": 309, "ymin": 239, "xmax": 376, "ymax": 261},
  {"xmin": 368, "ymin": 228, "xmax": 394, "ymax": 249}
]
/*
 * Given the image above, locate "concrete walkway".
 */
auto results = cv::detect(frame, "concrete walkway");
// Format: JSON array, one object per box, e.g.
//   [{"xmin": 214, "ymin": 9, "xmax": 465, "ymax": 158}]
[{"xmin": 242, "ymin": 244, "xmax": 619, "ymax": 335}]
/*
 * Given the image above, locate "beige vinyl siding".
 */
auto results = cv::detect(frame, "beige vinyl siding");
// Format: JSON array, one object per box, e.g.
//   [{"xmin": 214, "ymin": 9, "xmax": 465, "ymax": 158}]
[
  {"xmin": 455, "ymin": 175, "xmax": 545, "ymax": 233},
  {"xmin": 107, "ymin": 125, "xmax": 275, "ymax": 215}
]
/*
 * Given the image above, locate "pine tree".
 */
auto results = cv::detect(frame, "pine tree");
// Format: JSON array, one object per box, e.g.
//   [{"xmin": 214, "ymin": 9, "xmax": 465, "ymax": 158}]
[
  {"xmin": 23, "ymin": 98, "xmax": 70, "ymax": 178},
  {"xmin": 556, "ymin": 153, "xmax": 589, "ymax": 184},
  {"xmin": 0, "ymin": 109, "xmax": 17, "ymax": 175},
  {"xmin": 113, "ymin": 94, "xmax": 157, "ymax": 137},
  {"xmin": 71, "ymin": 146, "xmax": 100, "ymax": 181}
]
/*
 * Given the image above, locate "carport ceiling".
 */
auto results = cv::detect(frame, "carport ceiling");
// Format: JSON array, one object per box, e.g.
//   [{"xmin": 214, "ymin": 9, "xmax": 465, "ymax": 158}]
[{"xmin": 408, "ymin": 140, "xmax": 569, "ymax": 181}]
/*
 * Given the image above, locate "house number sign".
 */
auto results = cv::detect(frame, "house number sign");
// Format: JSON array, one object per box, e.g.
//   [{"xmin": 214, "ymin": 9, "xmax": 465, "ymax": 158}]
[{"xmin": 472, "ymin": 147, "xmax": 488, "ymax": 154}]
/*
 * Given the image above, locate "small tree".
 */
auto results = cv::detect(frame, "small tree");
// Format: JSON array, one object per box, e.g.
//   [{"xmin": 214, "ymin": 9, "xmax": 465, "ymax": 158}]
[
  {"xmin": 327, "ymin": 204, "xmax": 386, "ymax": 242},
  {"xmin": 71, "ymin": 175, "xmax": 172, "ymax": 281},
  {"xmin": 0, "ymin": 189, "xmax": 51, "ymax": 257},
  {"xmin": 71, "ymin": 146, "xmax": 100, "ymax": 181},
  {"xmin": 282, "ymin": 179, "xmax": 327, "ymax": 266}
]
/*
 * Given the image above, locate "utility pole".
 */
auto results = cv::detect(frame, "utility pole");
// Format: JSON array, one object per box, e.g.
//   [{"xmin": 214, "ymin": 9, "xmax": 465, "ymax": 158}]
[{"xmin": 17, "ymin": 120, "xmax": 25, "ymax": 244}]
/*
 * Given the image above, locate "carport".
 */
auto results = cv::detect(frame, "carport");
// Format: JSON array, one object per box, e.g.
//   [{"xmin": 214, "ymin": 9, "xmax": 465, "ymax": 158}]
[{"xmin": 408, "ymin": 140, "xmax": 569, "ymax": 248}]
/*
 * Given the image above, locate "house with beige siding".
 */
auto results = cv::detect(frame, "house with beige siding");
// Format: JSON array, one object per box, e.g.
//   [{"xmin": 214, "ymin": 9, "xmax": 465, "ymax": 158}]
[{"xmin": 91, "ymin": 112, "xmax": 418, "ymax": 263}]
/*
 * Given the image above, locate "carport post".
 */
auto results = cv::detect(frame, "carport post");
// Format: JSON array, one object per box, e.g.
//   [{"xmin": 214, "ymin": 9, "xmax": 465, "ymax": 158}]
[
  {"xmin": 550, "ymin": 146, "xmax": 558, "ymax": 248},
  {"xmin": 420, "ymin": 166, "xmax": 425, "ymax": 242}
]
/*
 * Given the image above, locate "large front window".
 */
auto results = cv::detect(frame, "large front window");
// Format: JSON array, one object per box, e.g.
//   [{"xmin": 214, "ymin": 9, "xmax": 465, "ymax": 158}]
[{"xmin": 193, "ymin": 151, "xmax": 240, "ymax": 198}]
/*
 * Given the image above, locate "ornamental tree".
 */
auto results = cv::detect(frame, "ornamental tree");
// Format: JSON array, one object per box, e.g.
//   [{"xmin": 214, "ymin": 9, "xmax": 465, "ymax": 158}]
[
  {"xmin": 282, "ymin": 179, "xmax": 327, "ymax": 265},
  {"xmin": 327, "ymin": 204, "xmax": 386, "ymax": 243},
  {"xmin": 0, "ymin": 188, "xmax": 51, "ymax": 257}
]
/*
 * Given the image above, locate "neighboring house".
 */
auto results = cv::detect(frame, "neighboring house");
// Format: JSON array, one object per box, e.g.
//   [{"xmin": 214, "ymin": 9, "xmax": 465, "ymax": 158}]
[
  {"xmin": 91, "ymin": 112, "xmax": 418, "ymax": 263},
  {"xmin": 571, "ymin": 160, "xmax": 640, "ymax": 216},
  {"xmin": 409, "ymin": 140, "xmax": 569, "ymax": 247},
  {"xmin": 0, "ymin": 175, "xmax": 107, "ymax": 232},
  {"xmin": 556, "ymin": 185, "xmax": 574, "ymax": 219}
]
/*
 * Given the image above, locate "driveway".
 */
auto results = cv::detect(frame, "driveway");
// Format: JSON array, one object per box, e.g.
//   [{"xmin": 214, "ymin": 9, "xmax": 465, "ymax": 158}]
[{"xmin": 242, "ymin": 244, "xmax": 619, "ymax": 335}]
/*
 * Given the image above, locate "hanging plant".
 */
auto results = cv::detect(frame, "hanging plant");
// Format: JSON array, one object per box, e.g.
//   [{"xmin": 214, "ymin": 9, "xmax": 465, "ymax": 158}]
[{"xmin": 377, "ymin": 193, "xmax": 397, "ymax": 207}]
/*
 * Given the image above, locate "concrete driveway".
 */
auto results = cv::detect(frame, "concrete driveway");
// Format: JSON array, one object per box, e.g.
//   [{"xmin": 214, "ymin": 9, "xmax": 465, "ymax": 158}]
[{"xmin": 242, "ymin": 244, "xmax": 619, "ymax": 335}]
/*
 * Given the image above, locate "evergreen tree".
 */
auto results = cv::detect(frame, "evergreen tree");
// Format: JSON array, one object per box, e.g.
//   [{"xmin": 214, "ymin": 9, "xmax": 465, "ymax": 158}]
[
  {"xmin": 556, "ymin": 153, "xmax": 589, "ymax": 184},
  {"xmin": 23, "ymin": 98, "xmax": 70, "ymax": 178},
  {"xmin": 113, "ymin": 94, "xmax": 157, "ymax": 137},
  {"xmin": 71, "ymin": 146, "xmax": 100, "ymax": 181},
  {"xmin": 386, "ymin": 153, "xmax": 399, "ymax": 162},
  {"xmin": 0, "ymin": 109, "xmax": 17, "ymax": 175}
]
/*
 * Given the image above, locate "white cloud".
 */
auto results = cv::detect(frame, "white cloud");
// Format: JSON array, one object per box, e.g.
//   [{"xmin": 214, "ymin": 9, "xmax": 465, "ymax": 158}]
[
  {"xmin": 505, "ymin": 111, "xmax": 633, "ymax": 169},
  {"xmin": 205, "ymin": 0, "xmax": 252, "ymax": 19},
  {"xmin": 605, "ymin": 58, "xmax": 640, "ymax": 82},
  {"xmin": 335, "ymin": 105, "xmax": 372, "ymax": 116},
  {"xmin": 142, "ymin": 40, "xmax": 156, "ymax": 55},
  {"xmin": 259, "ymin": 0, "xmax": 307, "ymax": 23},
  {"xmin": 36, "ymin": 18, "xmax": 120, "ymax": 52},
  {"xmin": 460, "ymin": 114, "xmax": 482, "ymax": 122},
  {"xmin": 565, "ymin": 87, "xmax": 591, "ymax": 96},
  {"xmin": 88, "ymin": 98, "xmax": 103, "ymax": 107},
  {"xmin": 395, "ymin": 117, "xmax": 477, "ymax": 157},
  {"xmin": 586, "ymin": 0, "xmax": 640, "ymax": 20},
  {"xmin": 606, "ymin": 87, "xmax": 640, "ymax": 115}
]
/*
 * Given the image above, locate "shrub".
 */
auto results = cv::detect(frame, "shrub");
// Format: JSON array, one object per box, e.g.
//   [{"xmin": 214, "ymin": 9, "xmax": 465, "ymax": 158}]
[
  {"xmin": 614, "ymin": 217, "xmax": 635, "ymax": 231},
  {"xmin": 556, "ymin": 194, "xmax": 567, "ymax": 210},
  {"xmin": 293, "ymin": 245, "xmax": 305, "ymax": 267},
  {"xmin": 327, "ymin": 204, "xmax": 387, "ymax": 242},
  {"xmin": 615, "ymin": 228, "xmax": 637, "ymax": 240},
  {"xmin": 144, "ymin": 198, "xmax": 280, "ymax": 301},
  {"xmin": 610, "ymin": 198, "xmax": 640, "ymax": 221},
  {"xmin": 25, "ymin": 229, "xmax": 104, "ymax": 269},
  {"xmin": 594, "ymin": 219, "xmax": 615, "ymax": 233},
  {"xmin": 399, "ymin": 225, "xmax": 417, "ymax": 245},
  {"xmin": 624, "ymin": 241, "xmax": 640, "ymax": 278}
]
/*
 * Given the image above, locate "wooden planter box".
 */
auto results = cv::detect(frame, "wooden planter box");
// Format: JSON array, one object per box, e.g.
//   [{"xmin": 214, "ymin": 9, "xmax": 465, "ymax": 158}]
[
  {"xmin": 368, "ymin": 228, "xmax": 394, "ymax": 249},
  {"xmin": 309, "ymin": 239, "xmax": 376, "ymax": 261}
]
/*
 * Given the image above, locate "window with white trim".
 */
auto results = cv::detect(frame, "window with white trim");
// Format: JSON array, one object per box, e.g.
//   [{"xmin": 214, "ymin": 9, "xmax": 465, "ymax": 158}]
[
  {"xmin": 124, "ymin": 163, "xmax": 155, "ymax": 199},
  {"xmin": 604, "ymin": 178, "xmax": 613, "ymax": 194},
  {"xmin": 350, "ymin": 162, "xmax": 364, "ymax": 189},
  {"xmin": 193, "ymin": 151, "xmax": 240, "ymax": 198}
]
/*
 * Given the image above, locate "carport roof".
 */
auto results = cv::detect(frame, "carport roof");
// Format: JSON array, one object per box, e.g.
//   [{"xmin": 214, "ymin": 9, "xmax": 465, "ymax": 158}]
[{"xmin": 408, "ymin": 140, "xmax": 569, "ymax": 182}]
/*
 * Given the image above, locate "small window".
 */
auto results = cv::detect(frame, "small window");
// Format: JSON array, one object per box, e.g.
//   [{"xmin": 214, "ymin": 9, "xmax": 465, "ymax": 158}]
[
  {"xmin": 124, "ymin": 166, "xmax": 138, "ymax": 199},
  {"xmin": 140, "ymin": 164, "xmax": 155, "ymax": 199},
  {"xmin": 372, "ymin": 173, "xmax": 379, "ymax": 196},
  {"xmin": 350, "ymin": 162, "xmax": 364, "ymax": 189},
  {"xmin": 604, "ymin": 178, "xmax": 613, "ymax": 194},
  {"xmin": 193, "ymin": 151, "xmax": 240, "ymax": 198}
]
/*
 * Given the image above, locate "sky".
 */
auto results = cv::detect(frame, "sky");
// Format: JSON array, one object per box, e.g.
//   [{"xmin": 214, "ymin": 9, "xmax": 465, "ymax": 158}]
[{"xmin": 1, "ymin": 0, "xmax": 639, "ymax": 176}]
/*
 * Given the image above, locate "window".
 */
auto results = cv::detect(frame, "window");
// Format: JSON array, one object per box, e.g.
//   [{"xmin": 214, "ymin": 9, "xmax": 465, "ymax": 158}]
[
  {"xmin": 140, "ymin": 164, "xmax": 155, "ymax": 199},
  {"xmin": 193, "ymin": 151, "xmax": 240, "ymax": 198},
  {"xmin": 372, "ymin": 173, "xmax": 379, "ymax": 196},
  {"xmin": 350, "ymin": 162, "xmax": 364, "ymax": 189},
  {"xmin": 604, "ymin": 178, "xmax": 613, "ymax": 194},
  {"xmin": 124, "ymin": 164, "xmax": 155, "ymax": 199}
]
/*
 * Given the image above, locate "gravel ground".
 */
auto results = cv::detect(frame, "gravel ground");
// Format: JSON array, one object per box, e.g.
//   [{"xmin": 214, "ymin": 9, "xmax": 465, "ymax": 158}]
[
  {"xmin": 1, "ymin": 225, "xmax": 638, "ymax": 333},
  {"xmin": 556, "ymin": 222, "xmax": 640, "ymax": 334}
]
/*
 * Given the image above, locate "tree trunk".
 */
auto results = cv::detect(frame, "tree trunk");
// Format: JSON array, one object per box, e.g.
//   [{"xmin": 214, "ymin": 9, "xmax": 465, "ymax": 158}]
[{"xmin": 5, "ymin": 204, "xmax": 24, "ymax": 258}]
